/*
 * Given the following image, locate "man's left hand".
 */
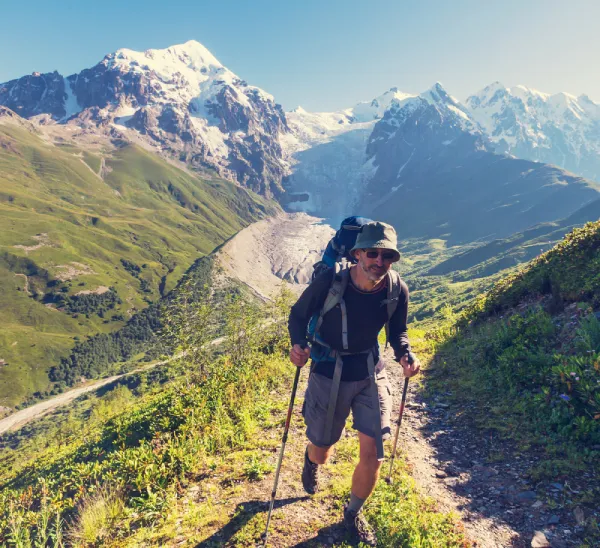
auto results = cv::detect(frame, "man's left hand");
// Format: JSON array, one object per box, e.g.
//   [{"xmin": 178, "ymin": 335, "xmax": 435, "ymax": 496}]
[{"xmin": 400, "ymin": 354, "xmax": 420, "ymax": 378}]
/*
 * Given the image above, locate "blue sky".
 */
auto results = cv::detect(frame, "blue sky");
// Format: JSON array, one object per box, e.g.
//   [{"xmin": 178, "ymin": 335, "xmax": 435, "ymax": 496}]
[{"xmin": 1, "ymin": 0, "xmax": 598, "ymax": 111}]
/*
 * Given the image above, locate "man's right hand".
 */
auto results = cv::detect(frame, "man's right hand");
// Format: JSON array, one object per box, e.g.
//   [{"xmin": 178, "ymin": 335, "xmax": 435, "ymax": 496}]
[{"xmin": 290, "ymin": 343, "xmax": 310, "ymax": 367}]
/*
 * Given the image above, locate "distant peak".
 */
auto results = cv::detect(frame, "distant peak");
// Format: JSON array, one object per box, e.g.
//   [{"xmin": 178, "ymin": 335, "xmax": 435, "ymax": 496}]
[
  {"xmin": 423, "ymin": 82, "xmax": 453, "ymax": 104},
  {"xmin": 112, "ymin": 39, "xmax": 223, "ymax": 70}
]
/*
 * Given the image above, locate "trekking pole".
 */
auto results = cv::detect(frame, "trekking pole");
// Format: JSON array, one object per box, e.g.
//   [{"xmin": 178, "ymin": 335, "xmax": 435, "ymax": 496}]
[
  {"xmin": 261, "ymin": 344, "xmax": 306, "ymax": 546},
  {"xmin": 384, "ymin": 352, "xmax": 414, "ymax": 485}
]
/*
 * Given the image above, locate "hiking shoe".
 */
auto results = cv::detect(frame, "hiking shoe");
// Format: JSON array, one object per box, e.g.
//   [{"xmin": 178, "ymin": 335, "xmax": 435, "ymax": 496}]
[
  {"xmin": 302, "ymin": 448, "xmax": 320, "ymax": 494},
  {"xmin": 343, "ymin": 505, "xmax": 377, "ymax": 546}
]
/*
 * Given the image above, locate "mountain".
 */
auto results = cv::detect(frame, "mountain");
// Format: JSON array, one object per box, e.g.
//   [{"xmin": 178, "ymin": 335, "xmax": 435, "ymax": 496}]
[
  {"xmin": 466, "ymin": 82, "xmax": 600, "ymax": 182},
  {"xmin": 0, "ymin": 110, "xmax": 277, "ymax": 407},
  {"xmin": 364, "ymin": 83, "xmax": 600, "ymax": 243},
  {"xmin": 427, "ymin": 197, "xmax": 600, "ymax": 278},
  {"xmin": 0, "ymin": 40, "xmax": 289, "ymax": 197},
  {"xmin": 281, "ymin": 88, "xmax": 415, "ymax": 220},
  {"xmin": 284, "ymin": 83, "xmax": 600, "ymax": 242}
]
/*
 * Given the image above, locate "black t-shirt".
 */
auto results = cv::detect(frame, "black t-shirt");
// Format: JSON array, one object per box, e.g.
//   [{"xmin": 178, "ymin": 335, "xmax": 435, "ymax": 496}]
[{"xmin": 288, "ymin": 267, "xmax": 410, "ymax": 381}]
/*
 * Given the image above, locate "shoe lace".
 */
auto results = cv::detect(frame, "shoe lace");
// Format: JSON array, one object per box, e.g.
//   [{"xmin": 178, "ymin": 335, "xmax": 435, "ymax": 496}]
[{"xmin": 308, "ymin": 459, "xmax": 319, "ymax": 482}]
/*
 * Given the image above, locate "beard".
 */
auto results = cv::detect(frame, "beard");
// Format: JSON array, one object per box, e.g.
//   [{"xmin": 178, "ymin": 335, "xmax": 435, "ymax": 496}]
[{"xmin": 358, "ymin": 257, "xmax": 388, "ymax": 283}]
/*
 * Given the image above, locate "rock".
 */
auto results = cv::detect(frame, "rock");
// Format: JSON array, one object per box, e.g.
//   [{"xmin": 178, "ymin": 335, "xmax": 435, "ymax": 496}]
[
  {"xmin": 516, "ymin": 491, "xmax": 537, "ymax": 504},
  {"xmin": 445, "ymin": 465, "xmax": 461, "ymax": 477},
  {"xmin": 550, "ymin": 483, "xmax": 563, "ymax": 490},
  {"xmin": 531, "ymin": 531, "xmax": 551, "ymax": 547},
  {"xmin": 435, "ymin": 470, "xmax": 448, "ymax": 478},
  {"xmin": 472, "ymin": 465, "xmax": 499, "ymax": 479},
  {"xmin": 532, "ymin": 500, "xmax": 544, "ymax": 509},
  {"xmin": 547, "ymin": 514, "xmax": 560, "ymax": 524},
  {"xmin": 574, "ymin": 506, "xmax": 585, "ymax": 525}
]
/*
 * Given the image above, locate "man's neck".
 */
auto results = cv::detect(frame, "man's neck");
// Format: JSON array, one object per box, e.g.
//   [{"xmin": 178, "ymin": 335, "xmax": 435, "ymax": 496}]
[{"xmin": 350, "ymin": 264, "xmax": 386, "ymax": 292}]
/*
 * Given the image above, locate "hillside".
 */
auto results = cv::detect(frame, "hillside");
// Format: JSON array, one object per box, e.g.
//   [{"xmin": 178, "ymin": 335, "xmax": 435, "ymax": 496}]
[
  {"xmin": 427, "ymin": 197, "xmax": 600, "ymax": 278},
  {"xmin": 0, "ymin": 284, "xmax": 471, "ymax": 547},
  {"xmin": 0, "ymin": 113, "xmax": 278, "ymax": 408},
  {"xmin": 422, "ymin": 221, "xmax": 600, "ymax": 546}
]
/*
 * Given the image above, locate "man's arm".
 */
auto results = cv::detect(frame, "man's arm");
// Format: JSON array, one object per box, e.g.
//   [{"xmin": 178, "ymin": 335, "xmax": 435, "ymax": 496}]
[
  {"xmin": 288, "ymin": 268, "xmax": 333, "ymax": 347},
  {"xmin": 388, "ymin": 279, "xmax": 411, "ymax": 361},
  {"xmin": 388, "ymin": 279, "xmax": 420, "ymax": 377}
]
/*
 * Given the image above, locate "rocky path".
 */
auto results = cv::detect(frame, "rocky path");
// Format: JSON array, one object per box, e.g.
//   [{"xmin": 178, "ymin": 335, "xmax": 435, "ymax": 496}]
[
  {"xmin": 398, "ymin": 364, "xmax": 588, "ymax": 548},
  {"xmin": 386, "ymin": 359, "xmax": 522, "ymax": 548},
  {"xmin": 166, "ymin": 341, "xmax": 587, "ymax": 548},
  {"xmin": 149, "ymin": 352, "xmax": 525, "ymax": 547}
]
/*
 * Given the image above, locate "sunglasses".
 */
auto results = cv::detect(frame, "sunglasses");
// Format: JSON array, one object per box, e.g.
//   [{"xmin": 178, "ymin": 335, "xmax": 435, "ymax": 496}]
[{"xmin": 363, "ymin": 249, "xmax": 396, "ymax": 260}]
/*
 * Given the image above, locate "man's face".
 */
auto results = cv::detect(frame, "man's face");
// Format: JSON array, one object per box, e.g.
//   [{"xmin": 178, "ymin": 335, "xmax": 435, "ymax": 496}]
[{"xmin": 355, "ymin": 248, "xmax": 394, "ymax": 282}]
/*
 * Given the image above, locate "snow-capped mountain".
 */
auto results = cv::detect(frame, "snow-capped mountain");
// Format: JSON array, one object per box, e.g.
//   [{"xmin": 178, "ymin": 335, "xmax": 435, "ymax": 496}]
[
  {"xmin": 283, "ymin": 82, "xmax": 600, "ymax": 242},
  {"xmin": 280, "ymin": 88, "xmax": 421, "ymax": 219},
  {"xmin": 0, "ymin": 41, "xmax": 289, "ymax": 196},
  {"xmin": 282, "ymin": 83, "xmax": 487, "ymax": 223},
  {"xmin": 466, "ymin": 82, "xmax": 600, "ymax": 182},
  {"xmin": 2, "ymin": 38, "xmax": 599, "ymax": 232}
]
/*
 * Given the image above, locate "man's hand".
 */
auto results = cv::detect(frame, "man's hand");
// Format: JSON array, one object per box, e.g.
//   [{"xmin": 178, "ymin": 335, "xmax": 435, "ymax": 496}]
[
  {"xmin": 290, "ymin": 343, "xmax": 310, "ymax": 368},
  {"xmin": 400, "ymin": 352, "xmax": 420, "ymax": 378}
]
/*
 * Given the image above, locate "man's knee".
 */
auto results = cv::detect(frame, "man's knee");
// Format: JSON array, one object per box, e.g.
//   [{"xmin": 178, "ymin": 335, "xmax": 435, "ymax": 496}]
[
  {"xmin": 358, "ymin": 433, "xmax": 382, "ymax": 470},
  {"xmin": 308, "ymin": 442, "xmax": 333, "ymax": 465}
]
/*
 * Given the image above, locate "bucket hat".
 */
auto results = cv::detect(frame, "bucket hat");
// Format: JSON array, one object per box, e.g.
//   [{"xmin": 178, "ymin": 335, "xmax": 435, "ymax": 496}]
[{"xmin": 350, "ymin": 221, "xmax": 400, "ymax": 262}]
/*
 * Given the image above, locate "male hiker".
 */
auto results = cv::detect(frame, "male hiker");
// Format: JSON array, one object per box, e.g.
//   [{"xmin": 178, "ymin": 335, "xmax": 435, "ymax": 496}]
[{"xmin": 288, "ymin": 220, "xmax": 420, "ymax": 546}]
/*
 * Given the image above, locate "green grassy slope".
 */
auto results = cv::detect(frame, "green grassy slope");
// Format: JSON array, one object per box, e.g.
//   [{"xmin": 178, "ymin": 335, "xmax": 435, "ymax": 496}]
[
  {"xmin": 423, "ymin": 222, "xmax": 600, "ymax": 544},
  {"xmin": 428, "ymin": 198, "xmax": 600, "ymax": 278},
  {"xmin": 0, "ymin": 293, "xmax": 468, "ymax": 547},
  {"xmin": 0, "ymin": 122, "xmax": 278, "ymax": 407}
]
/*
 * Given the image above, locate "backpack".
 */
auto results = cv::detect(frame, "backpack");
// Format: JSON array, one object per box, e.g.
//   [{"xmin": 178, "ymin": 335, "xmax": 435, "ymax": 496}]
[
  {"xmin": 307, "ymin": 218, "xmax": 402, "ymax": 361},
  {"xmin": 311, "ymin": 216, "xmax": 373, "ymax": 281}
]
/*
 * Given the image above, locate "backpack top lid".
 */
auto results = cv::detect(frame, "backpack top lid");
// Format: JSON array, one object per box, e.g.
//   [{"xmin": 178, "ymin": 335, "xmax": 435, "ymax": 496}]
[{"xmin": 334, "ymin": 216, "xmax": 372, "ymax": 262}]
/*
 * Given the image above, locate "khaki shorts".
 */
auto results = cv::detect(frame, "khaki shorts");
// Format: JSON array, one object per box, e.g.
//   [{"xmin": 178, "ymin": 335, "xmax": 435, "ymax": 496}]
[{"xmin": 302, "ymin": 368, "xmax": 392, "ymax": 448}]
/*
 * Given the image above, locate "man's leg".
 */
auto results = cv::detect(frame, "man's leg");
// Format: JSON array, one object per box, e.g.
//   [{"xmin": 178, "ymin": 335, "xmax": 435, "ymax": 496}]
[
  {"xmin": 351, "ymin": 431, "xmax": 381, "ymax": 499},
  {"xmin": 343, "ymin": 371, "xmax": 392, "ymax": 547},
  {"xmin": 302, "ymin": 372, "xmax": 351, "ymax": 494},
  {"xmin": 341, "ymin": 432, "xmax": 380, "ymax": 546}
]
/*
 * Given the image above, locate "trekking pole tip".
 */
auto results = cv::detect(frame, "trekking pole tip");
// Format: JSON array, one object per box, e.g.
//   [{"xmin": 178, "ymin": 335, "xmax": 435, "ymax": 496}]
[{"xmin": 384, "ymin": 476, "xmax": 393, "ymax": 485}]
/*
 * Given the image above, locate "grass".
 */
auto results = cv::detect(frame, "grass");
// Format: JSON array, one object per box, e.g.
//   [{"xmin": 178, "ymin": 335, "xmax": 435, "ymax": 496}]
[
  {"xmin": 0, "ymin": 122, "xmax": 278, "ymax": 407},
  {"xmin": 0, "ymin": 288, "xmax": 467, "ymax": 547},
  {"xmin": 69, "ymin": 487, "xmax": 125, "ymax": 545}
]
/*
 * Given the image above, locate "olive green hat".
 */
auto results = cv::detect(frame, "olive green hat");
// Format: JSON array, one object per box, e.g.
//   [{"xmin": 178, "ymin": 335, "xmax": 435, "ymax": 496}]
[{"xmin": 350, "ymin": 221, "xmax": 400, "ymax": 262}]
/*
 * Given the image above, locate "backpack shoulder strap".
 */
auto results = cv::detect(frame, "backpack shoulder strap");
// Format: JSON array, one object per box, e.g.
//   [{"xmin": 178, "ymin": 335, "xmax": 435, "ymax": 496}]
[
  {"xmin": 314, "ymin": 263, "xmax": 351, "ymax": 348},
  {"xmin": 384, "ymin": 270, "xmax": 401, "ymax": 320},
  {"xmin": 382, "ymin": 270, "xmax": 402, "ymax": 347}
]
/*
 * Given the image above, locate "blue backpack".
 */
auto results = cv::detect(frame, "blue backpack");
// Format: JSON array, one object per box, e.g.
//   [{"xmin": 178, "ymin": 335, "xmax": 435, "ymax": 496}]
[{"xmin": 311, "ymin": 216, "xmax": 373, "ymax": 281}]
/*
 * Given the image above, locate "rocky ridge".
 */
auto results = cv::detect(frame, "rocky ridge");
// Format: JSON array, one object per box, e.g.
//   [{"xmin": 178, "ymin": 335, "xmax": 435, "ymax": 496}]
[
  {"xmin": 467, "ymin": 82, "xmax": 600, "ymax": 182},
  {"xmin": 0, "ymin": 41, "xmax": 289, "ymax": 196}
]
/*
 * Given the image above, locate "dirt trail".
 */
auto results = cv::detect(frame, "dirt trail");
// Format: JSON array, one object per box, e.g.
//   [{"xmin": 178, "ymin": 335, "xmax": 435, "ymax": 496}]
[
  {"xmin": 177, "ymin": 352, "xmax": 523, "ymax": 548},
  {"xmin": 0, "ymin": 363, "xmax": 159, "ymax": 436}
]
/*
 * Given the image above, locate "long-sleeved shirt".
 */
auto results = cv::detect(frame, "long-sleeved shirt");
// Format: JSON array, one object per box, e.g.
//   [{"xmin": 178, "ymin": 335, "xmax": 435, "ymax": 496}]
[{"xmin": 288, "ymin": 267, "xmax": 411, "ymax": 381}]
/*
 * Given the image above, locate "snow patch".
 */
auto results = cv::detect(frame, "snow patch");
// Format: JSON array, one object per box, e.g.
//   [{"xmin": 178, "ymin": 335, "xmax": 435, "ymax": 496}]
[{"xmin": 62, "ymin": 78, "xmax": 81, "ymax": 120}]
